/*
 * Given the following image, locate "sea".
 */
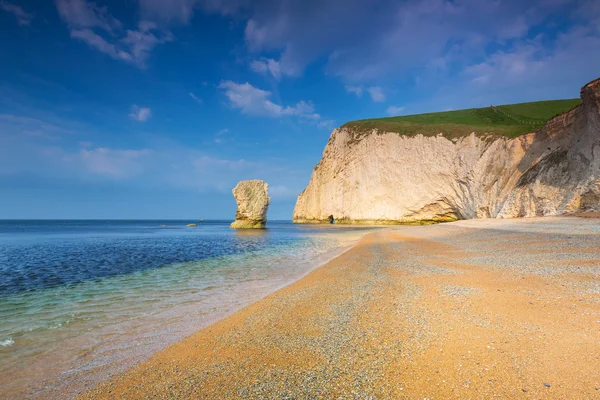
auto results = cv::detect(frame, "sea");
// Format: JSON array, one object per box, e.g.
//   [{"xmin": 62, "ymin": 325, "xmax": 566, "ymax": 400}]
[{"xmin": 0, "ymin": 220, "xmax": 372, "ymax": 399}]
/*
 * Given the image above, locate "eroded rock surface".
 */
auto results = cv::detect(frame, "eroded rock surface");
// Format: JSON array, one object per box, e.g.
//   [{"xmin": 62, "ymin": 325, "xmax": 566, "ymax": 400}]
[
  {"xmin": 294, "ymin": 78, "xmax": 600, "ymax": 224},
  {"xmin": 231, "ymin": 180, "xmax": 270, "ymax": 229}
]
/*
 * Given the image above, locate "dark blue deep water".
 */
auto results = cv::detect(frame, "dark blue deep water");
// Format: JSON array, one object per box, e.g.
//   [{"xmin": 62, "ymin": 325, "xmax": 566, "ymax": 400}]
[{"xmin": 0, "ymin": 220, "xmax": 354, "ymax": 295}]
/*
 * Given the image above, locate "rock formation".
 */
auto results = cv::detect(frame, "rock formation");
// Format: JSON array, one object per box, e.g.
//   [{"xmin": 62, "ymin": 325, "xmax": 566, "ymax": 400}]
[
  {"xmin": 230, "ymin": 180, "xmax": 270, "ymax": 229},
  {"xmin": 294, "ymin": 78, "xmax": 600, "ymax": 224}
]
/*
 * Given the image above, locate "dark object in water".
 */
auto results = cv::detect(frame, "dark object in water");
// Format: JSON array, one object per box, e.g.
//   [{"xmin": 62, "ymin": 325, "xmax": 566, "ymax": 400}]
[{"xmin": 328, "ymin": 215, "xmax": 335, "ymax": 224}]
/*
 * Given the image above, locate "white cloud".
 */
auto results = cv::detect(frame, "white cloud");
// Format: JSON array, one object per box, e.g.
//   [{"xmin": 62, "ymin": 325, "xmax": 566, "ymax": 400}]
[
  {"xmin": 17, "ymin": 142, "xmax": 155, "ymax": 180},
  {"xmin": 344, "ymin": 85, "xmax": 385, "ymax": 102},
  {"xmin": 401, "ymin": 21, "xmax": 600, "ymax": 114},
  {"xmin": 189, "ymin": 92, "xmax": 202, "ymax": 104},
  {"xmin": 137, "ymin": 0, "xmax": 243, "ymax": 25},
  {"xmin": 160, "ymin": 151, "xmax": 301, "ymax": 194},
  {"xmin": 237, "ymin": 0, "xmax": 594, "ymax": 84},
  {"xmin": 1, "ymin": 122, "xmax": 309, "ymax": 209},
  {"xmin": 55, "ymin": 0, "xmax": 121, "ymax": 31},
  {"xmin": 129, "ymin": 105, "xmax": 152, "ymax": 122},
  {"xmin": 78, "ymin": 147, "xmax": 153, "ymax": 178},
  {"xmin": 70, "ymin": 29, "xmax": 133, "ymax": 62},
  {"xmin": 0, "ymin": 114, "xmax": 74, "ymax": 138},
  {"xmin": 218, "ymin": 81, "xmax": 277, "ymax": 116},
  {"xmin": 286, "ymin": 101, "xmax": 320, "ymax": 118},
  {"xmin": 345, "ymin": 85, "xmax": 363, "ymax": 97},
  {"xmin": 55, "ymin": 0, "xmax": 173, "ymax": 67},
  {"xmin": 68, "ymin": 27, "xmax": 172, "ymax": 67},
  {"xmin": 218, "ymin": 81, "xmax": 321, "ymax": 119},
  {"xmin": 250, "ymin": 57, "xmax": 282, "ymax": 79},
  {"xmin": 317, "ymin": 120, "xmax": 336, "ymax": 130},
  {"xmin": 386, "ymin": 105, "xmax": 405, "ymax": 115},
  {"xmin": 244, "ymin": 17, "xmax": 287, "ymax": 52},
  {"xmin": 138, "ymin": 0, "xmax": 197, "ymax": 24},
  {"xmin": 465, "ymin": 43, "xmax": 541, "ymax": 86},
  {"xmin": 214, "ymin": 128, "xmax": 229, "ymax": 143},
  {"xmin": 121, "ymin": 28, "xmax": 173, "ymax": 64},
  {"xmin": 0, "ymin": 1, "xmax": 34, "ymax": 25},
  {"xmin": 367, "ymin": 86, "xmax": 385, "ymax": 102},
  {"xmin": 192, "ymin": 155, "xmax": 253, "ymax": 171}
]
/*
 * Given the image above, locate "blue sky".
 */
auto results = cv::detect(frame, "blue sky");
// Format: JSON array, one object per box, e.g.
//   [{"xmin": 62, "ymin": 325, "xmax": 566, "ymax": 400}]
[{"xmin": 1, "ymin": 0, "xmax": 599, "ymax": 219}]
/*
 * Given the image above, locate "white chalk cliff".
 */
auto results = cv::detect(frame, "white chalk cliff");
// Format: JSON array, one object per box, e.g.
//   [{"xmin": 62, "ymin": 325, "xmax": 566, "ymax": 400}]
[{"xmin": 294, "ymin": 79, "xmax": 600, "ymax": 224}]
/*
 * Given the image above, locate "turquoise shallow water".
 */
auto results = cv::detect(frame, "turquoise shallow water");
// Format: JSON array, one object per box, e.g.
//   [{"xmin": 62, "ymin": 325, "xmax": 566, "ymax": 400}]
[{"xmin": 0, "ymin": 220, "xmax": 372, "ymax": 399}]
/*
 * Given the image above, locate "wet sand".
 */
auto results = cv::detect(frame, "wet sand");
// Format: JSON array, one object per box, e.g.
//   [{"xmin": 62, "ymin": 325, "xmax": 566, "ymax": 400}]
[{"xmin": 83, "ymin": 217, "xmax": 600, "ymax": 399}]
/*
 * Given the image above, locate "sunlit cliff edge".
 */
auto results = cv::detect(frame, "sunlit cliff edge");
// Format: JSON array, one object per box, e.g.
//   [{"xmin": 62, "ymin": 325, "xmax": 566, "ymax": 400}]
[{"xmin": 293, "ymin": 78, "xmax": 600, "ymax": 224}]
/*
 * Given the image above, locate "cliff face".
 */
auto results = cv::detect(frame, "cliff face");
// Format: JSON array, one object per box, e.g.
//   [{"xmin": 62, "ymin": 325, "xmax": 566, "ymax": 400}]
[{"xmin": 293, "ymin": 79, "xmax": 600, "ymax": 224}]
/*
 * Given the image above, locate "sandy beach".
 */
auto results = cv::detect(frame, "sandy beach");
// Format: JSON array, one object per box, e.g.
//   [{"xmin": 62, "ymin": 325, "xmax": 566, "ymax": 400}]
[{"xmin": 83, "ymin": 217, "xmax": 600, "ymax": 399}]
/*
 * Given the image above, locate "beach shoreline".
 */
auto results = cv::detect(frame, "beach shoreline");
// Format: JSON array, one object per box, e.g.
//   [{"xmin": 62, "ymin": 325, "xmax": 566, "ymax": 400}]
[
  {"xmin": 82, "ymin": 217, "xmax": 600, "ymax": 399},
  {"xmin": 0, "ymin": 222, "xmax": 373, "ymax": 400}
]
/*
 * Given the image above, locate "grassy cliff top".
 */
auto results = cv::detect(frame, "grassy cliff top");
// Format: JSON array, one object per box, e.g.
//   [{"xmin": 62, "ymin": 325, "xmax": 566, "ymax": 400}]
[{"xmin": 342, "ymin": 99, "xmax": 581, "ymax": 139}]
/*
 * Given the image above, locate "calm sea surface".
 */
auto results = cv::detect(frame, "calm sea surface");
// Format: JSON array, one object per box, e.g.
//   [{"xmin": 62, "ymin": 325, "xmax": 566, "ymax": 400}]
[{"xmin": 0, "ymin": 220, "xmax": 372, "ymax": 399}]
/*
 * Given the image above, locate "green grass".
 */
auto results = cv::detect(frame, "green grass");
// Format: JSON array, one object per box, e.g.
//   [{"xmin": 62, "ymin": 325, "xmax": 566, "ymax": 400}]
[{"xmin": 342, "ymin": 99, "xmax": 581, "ymax": 139}]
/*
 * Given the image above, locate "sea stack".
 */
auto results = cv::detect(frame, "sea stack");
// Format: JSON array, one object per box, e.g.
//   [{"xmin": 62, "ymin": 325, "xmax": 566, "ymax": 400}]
[{"xmin": 230, "ymin": 180, "xmax": 270, "ymax": 229}]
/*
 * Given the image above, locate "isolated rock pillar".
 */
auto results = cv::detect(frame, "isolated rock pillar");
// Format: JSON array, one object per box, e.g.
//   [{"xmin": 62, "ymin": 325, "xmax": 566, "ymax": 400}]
[{"xmin": 230, "ymin": 180, "xmax": 270, "ymax": 229}]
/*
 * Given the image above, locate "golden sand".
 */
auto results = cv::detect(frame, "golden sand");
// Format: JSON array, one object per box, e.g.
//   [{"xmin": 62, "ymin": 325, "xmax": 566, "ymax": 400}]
[{"xmin": 83, "ymin": 218, "xmax": 600, "ymax": 399}]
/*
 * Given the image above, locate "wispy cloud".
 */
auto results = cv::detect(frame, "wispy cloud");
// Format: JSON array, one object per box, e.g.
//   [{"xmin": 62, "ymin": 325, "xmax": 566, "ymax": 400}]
[
  {"xmin": 317, "ymin": 120, "xmax": 336, "ymax": 130},
  {"xmin": 345, "ymin": 85, "xmax": 385, "ymax": 102},
  {"xmin": 214, "ymin": 128, "xmax": 229, "ymax": 144},
  {"xmin": 55, "ymin": 0, "xmax": 173, "ymax": 67},
  {"xmin": 192, "ymin": 155, "xmax": 253, "ymax": 171},
  {"xmin": 367, "ymin": 86, "xmax": 385, "ymax": 102},
  {"xmin": 345, "ymin": 85, "xmax": 363, "ymax": 97},
  {"xmin": 397, "ymin": 20, "xmax": 600, "ymax": 114},
  {"xmin": 121, "ymin": 28, "xmax": 173, "ymax": 64},
  {"xmin": 218, "ymin": 81, "xmax": 320, "ymax": 119},
  {"xmin": 0, "ymin": 113, "xmax": 76, "ymax": 138},
  {"xmin": 55, "ymin": 0, "xmax": 121, "ymax": 31},
  {"xmin": 77, "ymin": 147, "xmax": 153, "ymax": 178},
  {"xmin": 69, "ymin": 29, "xmax": 133, "ymax": 62},
  {"xmin": 238, "ymin": 0, "xmax": 597, "ymax": 87},
  {"xmin": 0, "ymin": 1, "xmax": 34, "ymax": 25},
  {"xmin": 463, "ymin": 24, "xmax": 600, "ymax": 93},
  {"xmin": 386, "ymin": 105, "xmax": 405, "ymax": 115},
  {"xmin": 250, "ymin": 57, "xmax": 282, "ymax": 80},
  {"xmin": 0, "ymin": 112, "xmax": 305, "ymax": 211},
  {"xmin": 129, "ymin": 105, "xmax": 152, "ymax": 122},
  {"xmin": 137, "ymin": 0, "xmax": 197, "ymax": 25},
  {"xmin": 189, "ymin": 92, "xmax": 202, "ymax": 104},
  {"xmin": 136, "ymin": 0, "xmax": 243, "ymax": 25}
]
